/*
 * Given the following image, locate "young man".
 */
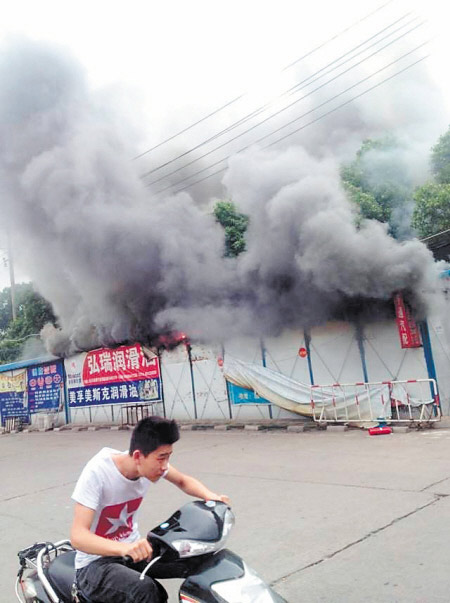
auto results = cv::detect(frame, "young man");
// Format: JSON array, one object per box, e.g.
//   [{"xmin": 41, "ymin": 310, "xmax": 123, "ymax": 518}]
[{"xmin": 71, "ymin": 416, "xmax": 229, "ymax": 602}]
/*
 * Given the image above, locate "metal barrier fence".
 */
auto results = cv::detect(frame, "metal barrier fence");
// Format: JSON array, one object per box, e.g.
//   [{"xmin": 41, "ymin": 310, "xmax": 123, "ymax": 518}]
[
  {"xmin": 3, "ymin": 416, "xmax": 22, "ymax": 433},
  {"xmin": 310, "ymin": 379, "xmax": 441, "ymax": 425}
]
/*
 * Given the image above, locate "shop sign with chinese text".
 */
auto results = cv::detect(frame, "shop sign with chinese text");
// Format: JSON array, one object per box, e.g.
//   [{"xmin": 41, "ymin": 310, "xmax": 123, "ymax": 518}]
[
  {"xmin": 65, "ymin": 344, "xmax": 161, "ymax": 408},
  {"xmin": 27, "ymin": 361, "xmax": 64, "ymax": 413}
]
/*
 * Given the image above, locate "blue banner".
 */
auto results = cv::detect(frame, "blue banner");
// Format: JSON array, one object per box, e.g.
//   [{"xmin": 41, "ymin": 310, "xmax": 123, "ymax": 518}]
[
  {"xmin": 227, "ymin": 382, "xmax": 270, "ymax": 405},
  {"xmin": 0, "ymin": 370, "xmax": 29, "ymax": 425},
  {"xmin": 67, "ymin": 377, "xmax": 161, "ymax": 408},
  {"xmin": 69, "ymin": 379, "xmax": 161, "ymax": 408},
  {"xmin": 27, "ymin": 361, "xmax": 64, "ymax": 413},
  {"xmin": 0, "ymin": 392, "xmax": 29, "ymax": 424}
]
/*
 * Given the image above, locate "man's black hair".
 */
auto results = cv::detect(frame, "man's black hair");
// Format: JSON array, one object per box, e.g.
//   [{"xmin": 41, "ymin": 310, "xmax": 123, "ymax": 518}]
[{"xmin": 129, "ymin": 416, "xmax": 180, "ymax": 456}]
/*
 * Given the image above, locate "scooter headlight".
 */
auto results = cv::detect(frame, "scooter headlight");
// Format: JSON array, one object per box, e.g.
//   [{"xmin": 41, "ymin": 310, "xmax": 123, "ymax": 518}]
[
  {"xmin": 171, "ymin": 539, "xmax": 218, "ymax": 557},
  {"xmin": 211, "ymin": 563, "xmax": 284, "ymax": 603},
  {"xmin": 222, "ymin": 508, "xmax": 235, "ymax": 539},
  {"xmin": 172, "ymin": 508, "xmax": 235, "ymax": 558}
]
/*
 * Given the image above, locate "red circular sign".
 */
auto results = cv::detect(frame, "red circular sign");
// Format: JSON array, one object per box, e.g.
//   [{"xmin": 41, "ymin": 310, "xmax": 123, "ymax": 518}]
[
  {"xmin": 298, "ymin": 347, "xmax": 307, "ymax": 358},
  {"xmin": 217, "ymin": 357, "xmax": 224, "ymax": 367}
]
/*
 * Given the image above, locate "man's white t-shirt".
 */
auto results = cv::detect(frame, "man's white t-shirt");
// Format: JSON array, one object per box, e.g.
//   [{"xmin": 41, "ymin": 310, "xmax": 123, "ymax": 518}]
[{"xmin": 72, "ymin": 447, "xmax": 161, "ymax": 570}]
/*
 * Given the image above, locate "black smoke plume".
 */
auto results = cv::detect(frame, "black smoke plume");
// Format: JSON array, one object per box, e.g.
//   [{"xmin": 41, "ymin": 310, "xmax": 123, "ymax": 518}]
[{"xmin": 0, "ymin": 38, "xmax": 444, "ymax": 356}]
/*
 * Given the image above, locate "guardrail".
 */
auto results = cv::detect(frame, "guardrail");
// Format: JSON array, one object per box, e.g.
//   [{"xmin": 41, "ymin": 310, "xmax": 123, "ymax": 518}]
[
  {"xmin": 310, "ymin": 379, "xmax": 440, "ymax": 425},
  {"xmin": 2, "ymin": 416, "xmax": 27, "ymax": 433}
]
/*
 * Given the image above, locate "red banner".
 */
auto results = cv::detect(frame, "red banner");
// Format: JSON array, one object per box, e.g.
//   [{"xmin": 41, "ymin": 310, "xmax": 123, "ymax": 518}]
[
  {"xmin": 394, "ymin": 293, "xmax": 422, "ymax": 349},
  {"xmin": 82, "ymin": 344, "xmax": 160, "ymax": 386}
]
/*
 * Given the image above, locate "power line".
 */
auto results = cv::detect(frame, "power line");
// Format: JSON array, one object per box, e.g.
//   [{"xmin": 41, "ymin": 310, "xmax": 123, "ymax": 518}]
[
  {"xmin": 0, "ymin": 333, "xmax": 40, "ymax": 344},
  {"xmin": 133, "ymin": 0, "xmax": 394, "ymax": 161},
  {"xmin": 147, "ymin": 29, "xmax": 427, "ymax": 191},
  {"xmin": 223, "ymin": 15, "xmax": 419, "ymax": 136},
  {"xmin": 160, "ymin": 48, "xmax": 429, "ymax": 196},
  {"xmin": 283, "ymin": 0, "xmax": 394, "ymax": 72},
  {"xmin": 141, "ymin": 12, "xmax": 418, "ymax": 181},
  {"xmin": 265, "ymin": 53, "xmax": 429, "ymax": 150},
  {"xmin": 169, "ymin": 54, "xmax": 429, "ymax": 197},
  {"xmin": 147, "ymin": 19, "xmax": 424, "ymax": 187}
]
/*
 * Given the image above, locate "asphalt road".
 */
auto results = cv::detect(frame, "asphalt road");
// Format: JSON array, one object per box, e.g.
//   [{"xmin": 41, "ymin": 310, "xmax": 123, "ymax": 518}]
[{"xmin": 3, "ymin": 424, "xmax": 450, "ymax": 602}]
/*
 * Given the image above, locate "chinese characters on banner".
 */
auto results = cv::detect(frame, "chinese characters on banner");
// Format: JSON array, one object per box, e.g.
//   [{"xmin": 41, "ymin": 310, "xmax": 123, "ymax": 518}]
[
  {"xmin": 227, "ymin": 382, "xmax": 270, "ymax": 405},
  {"xmin": 394, "ymin": 293, "xmax": 422, "ymax": 349},
  {"xmin": 65, "ymin": 344, "xmax": 161, "ymax": 408},
  {"xmin": 0, "ymin": 370, "xmax": 28, "ymax": 425},
  {"xmin": 27, "ymin": 361, "xmax": 64, "ymax": 413}
]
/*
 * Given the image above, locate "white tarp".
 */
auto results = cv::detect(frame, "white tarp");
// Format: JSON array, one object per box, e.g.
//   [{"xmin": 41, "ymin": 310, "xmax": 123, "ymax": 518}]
[{"xmin": 224, "ymin": 359, "xmax": 434, "ymax": 423}]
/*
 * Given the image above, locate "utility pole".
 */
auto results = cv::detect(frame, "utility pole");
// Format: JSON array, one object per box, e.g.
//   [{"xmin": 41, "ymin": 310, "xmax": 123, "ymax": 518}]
[{"xmin": 6, "ymin": 230, "xmax": 17, "ymax": 321}]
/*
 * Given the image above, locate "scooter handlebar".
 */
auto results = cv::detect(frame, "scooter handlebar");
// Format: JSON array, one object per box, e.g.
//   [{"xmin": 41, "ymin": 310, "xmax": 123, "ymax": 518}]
[
  {"xmin": 122, "ymin": 555, "xmax": 133, "ymax": 564},
  {"xmin": 121, "ymin": 534, "xmax": 167, "ymax": 565},
  {"xmin": 147, "ymin": 532, "xmax": 169, "ymax": 557}
]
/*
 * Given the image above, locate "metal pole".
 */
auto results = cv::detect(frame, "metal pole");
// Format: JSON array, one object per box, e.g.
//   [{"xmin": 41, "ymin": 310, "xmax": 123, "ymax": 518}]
[
  {"xmin": 260, "ymin": 338, "xmax": 273, "ymax": 419},
  {"xmin": 186, "ymin": 342, "xmax": 198, "ymax": 420},
  {"xmin": 419, "ymin": 320, "xmax": 441, "ymax": 413},
  {"xmin": 157, "ymin": 349, "xmax": 167, "ymax": 418},
  {"xmin": 7, "ymin": 231, "xmax": 17, "ymax": 321},
  {"xmin": 355, "ymin": 320, "xmax": 369, "ymax": 383},
  {"xmin": 62, "ymin": 361, "xmax": 71, "ymax": 425},
  {"xmin": 221, "ymin": 344, "xmax": 233, "ymax": 420},
  {"xmin": 304, "ymin": 328, "xmax": 315, "ymax": 385}
]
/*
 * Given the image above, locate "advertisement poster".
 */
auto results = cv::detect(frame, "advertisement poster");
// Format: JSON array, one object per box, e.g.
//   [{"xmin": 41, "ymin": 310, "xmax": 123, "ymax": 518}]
[
  {"xmin": 0, "ymin": 370, "xmax": 29, "ymax": 425},
  {"xmin": 27, "ymin": 361, "xmax": 64, "ymax": 413},
  {"xmin": 65, "ymin": 343, "xmax": 161, "ymax": 408},
  {"xmin": 227, "ymin": 382, "xmax": 270, "ymax": 405}
]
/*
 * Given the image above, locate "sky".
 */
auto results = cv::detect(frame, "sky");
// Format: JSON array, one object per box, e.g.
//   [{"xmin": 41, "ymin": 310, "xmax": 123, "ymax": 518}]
[{"xmin": 0, "ymin": 0, "xmax": 449, "ymax": 292}]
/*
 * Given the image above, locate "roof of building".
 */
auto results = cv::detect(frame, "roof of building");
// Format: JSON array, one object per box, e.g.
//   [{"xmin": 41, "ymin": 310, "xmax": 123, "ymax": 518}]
[
  {"xmin": 0, "ymin": 354, "xmax": 59, "ymax": 373},
  {"xmin": 422, "ymin": 229, "xmax": 450, "ymax": 262}
]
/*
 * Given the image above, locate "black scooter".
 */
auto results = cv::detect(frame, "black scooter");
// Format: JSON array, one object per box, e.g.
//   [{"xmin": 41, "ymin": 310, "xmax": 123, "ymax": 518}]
[{"xmin": 16, "ymin": 500, "xmax": 286, "ymax": 602}]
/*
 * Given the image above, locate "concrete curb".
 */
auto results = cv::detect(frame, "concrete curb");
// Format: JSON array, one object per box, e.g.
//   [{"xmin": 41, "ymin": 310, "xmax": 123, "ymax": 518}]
[
  {"xmin": 391, "ymin": 426, "xmax": 411, "ymax": 433},
  {"xmin": 287, "ymin": 425, "xmax": 306, "ymax": 433},
  {"xmin": 1, "ymin": 420, "xmax": 445, "ymax": 436}
]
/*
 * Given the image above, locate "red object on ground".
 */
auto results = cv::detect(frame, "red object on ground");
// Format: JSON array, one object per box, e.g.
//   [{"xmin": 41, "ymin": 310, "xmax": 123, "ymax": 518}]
[{"xmin": 368, "ymin": 426, "xmax": 392, "ymax": 436}]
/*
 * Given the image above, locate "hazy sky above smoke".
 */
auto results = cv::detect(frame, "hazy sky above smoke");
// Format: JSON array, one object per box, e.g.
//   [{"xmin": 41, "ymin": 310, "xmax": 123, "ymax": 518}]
[{"xmin": 0, "ymin": 0, "xmax": 448, "ymax": 354}]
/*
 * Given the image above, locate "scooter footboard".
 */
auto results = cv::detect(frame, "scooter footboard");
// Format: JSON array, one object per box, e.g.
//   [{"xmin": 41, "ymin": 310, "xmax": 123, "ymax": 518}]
[{"xmin": 179, "ymin": 549, "xmax": 286, "ymax": 603}]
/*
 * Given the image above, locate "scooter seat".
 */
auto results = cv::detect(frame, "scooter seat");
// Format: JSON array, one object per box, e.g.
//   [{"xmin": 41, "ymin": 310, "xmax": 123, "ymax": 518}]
[{"xmin": 47, "ymin": 550, "xmax": 77, "ymax": 601}]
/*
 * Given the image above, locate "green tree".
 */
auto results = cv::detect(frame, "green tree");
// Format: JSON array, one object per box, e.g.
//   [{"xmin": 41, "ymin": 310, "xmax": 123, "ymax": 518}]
[
  {"xmin": 341, "ymin": 181, "xmax": 385, "ymax": 224},
  {"xmin": 412, "ymin": 182, "xmax": 450, "ymax": 238},
  {"xmin": 213, "ymin": 200, "xmax": 249, "ymax": 257},
  {"xmin": 341, "ymin": 137, "xmax": 414, "ymax": 238},
  {"xmin": 0, "ymin": 287, "xmax": 12, "ymax": 333},
  {"xmin": 411, "ymin": 126, "xmax": 450, "ymax": 238},
  {"xmin": 431, "ymin": 127, "xmax": 450, "ymax": 184},
  {"xmin": 0, "ymin": 283, "xmax": 56, "ymax": 364}
]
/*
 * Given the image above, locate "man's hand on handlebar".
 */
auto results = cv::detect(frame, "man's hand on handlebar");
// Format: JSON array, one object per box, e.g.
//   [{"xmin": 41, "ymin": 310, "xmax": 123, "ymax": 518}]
[
  {"xmin": 120, "ymin": 538, "xmax": 153, "ymax": 563},
  {"xmin": 208, "ymin": 494, "xmax": 231, "ymax": 506}
]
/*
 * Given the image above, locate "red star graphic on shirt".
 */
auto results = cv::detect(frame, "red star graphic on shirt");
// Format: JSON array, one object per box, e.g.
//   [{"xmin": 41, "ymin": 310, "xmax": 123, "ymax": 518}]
[{"xmin": 95, "ymin": 497, "xmax": 143, "ymax": 540}]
